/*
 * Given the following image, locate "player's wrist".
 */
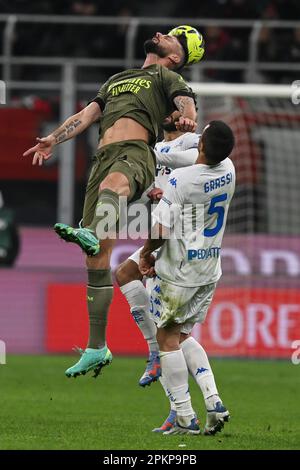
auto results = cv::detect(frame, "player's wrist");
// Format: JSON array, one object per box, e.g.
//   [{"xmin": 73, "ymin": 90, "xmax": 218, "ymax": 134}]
[
  {"xmin": 47, "ymin": 134, "xmax": 57, "ymax": 146},
  {"xmin": 140, "ymin": 246, "xmax": 152, "ymax": 259}
]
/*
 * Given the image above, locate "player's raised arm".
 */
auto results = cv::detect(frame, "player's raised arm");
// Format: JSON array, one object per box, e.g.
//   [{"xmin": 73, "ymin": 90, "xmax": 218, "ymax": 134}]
[
  {"xmin": 173, "ymin": 95, "xmax": 197, "ymax": 133},
  {"xmin": 22, "ymin": 101, "xmax": 102, "ymax": 166},
  {"xmin": 155, "ymin": 147, "xmax": 198, "ymax": 169}
]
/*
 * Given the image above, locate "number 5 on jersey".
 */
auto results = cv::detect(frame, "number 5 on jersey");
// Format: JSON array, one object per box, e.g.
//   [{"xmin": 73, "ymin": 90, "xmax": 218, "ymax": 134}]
[{"xmin": 204, "ymin": 193, "xmax": 228, "ymax": 237}]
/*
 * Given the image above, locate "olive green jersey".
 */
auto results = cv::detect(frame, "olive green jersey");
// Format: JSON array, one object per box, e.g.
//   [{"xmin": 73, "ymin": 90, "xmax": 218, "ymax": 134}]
[{"xmin": 91, "ymin": 64, "xmax": 194, "ymax": 146}]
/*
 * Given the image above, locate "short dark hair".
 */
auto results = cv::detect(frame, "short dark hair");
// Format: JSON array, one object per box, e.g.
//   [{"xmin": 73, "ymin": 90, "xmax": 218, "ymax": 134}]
[
  {"xmin": 201, "ymin": 120, "xmax": 235, "ymax": 165},
  {"xmin": 175, "ymin": 34, "xmax": 189, "ymax": 69}
]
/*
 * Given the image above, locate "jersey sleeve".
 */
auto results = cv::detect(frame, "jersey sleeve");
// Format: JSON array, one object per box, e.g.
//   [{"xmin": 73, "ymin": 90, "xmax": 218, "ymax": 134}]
[
  {"xmin": 152, "ymin": 169, "xmax": 186, "ymax": 229},
  {"xmin": 181, "ymin": 133, "xmax": 201, "ymax": 151},
  {"xmin": 162, "ymin": 69, "xmax": 195, "ymax": 103},
  {"xmin": 154, "ymin": 148, "xmax": 198, "ymax": 170},
  {"xmin": 89, "ymin": 80, "xmax": 110, "ymax": 111}
]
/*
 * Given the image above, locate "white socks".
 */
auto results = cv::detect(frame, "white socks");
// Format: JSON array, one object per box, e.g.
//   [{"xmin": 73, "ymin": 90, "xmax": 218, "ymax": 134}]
[
  {"xmin": 159, "ymin": 375, "xmax": 176, "ymax": 411},
  {"xmin": 181, "ymin": 336, "xmax": 219, "ymax": 407},
  {"xmin": 160, "ymin": 349, "xmax": 194, "ymax": 426},
  {"xmin": 120, "ymin": 280, "xmax": 159, "ymax": 353}
]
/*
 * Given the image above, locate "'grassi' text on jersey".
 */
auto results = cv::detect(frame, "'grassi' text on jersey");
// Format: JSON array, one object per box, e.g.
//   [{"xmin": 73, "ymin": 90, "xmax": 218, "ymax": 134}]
[{"xmin": 204, "ymin": 171, "xmax": 234, "ymax": 193}]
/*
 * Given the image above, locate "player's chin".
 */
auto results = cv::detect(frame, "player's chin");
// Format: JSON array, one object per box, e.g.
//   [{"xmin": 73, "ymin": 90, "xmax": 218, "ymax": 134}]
[{"xmin": 144, "ymin": 39, "xmax": 159, "ymax": 54}]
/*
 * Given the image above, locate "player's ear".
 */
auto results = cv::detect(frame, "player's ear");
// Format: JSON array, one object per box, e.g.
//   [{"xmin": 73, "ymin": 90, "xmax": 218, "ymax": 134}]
[
  {"xmin": 168, "ymin": 53, "xmax": 181, "ymax": 68},
  {"xmin": 199, "ymin": 140, "xmax": 204, "ymax": 152}
]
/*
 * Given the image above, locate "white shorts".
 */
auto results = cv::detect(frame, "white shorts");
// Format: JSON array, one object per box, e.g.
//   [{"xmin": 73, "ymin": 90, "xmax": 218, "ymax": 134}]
[
  {"xmin": 127, "ymin": 249, "xmax": 200, "ymax": 334},
  {"xmin": 150, "ymin": 276, "xmax": 217, "ymax": 331}
]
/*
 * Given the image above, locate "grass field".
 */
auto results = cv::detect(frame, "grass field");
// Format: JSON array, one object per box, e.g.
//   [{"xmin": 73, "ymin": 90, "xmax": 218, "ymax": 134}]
[{"xmin": 0, "ymin": 355, "xmax": 299, "ymax": 450}]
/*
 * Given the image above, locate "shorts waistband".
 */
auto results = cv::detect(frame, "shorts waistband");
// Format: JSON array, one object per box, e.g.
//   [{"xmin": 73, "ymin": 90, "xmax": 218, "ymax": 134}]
[{"xmin": 96, "ymin": 139, "xmax": 150, "ymax": 154}]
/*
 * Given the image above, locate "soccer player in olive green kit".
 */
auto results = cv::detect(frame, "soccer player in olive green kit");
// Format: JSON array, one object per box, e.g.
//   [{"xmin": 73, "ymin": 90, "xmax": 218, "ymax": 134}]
[{"xmin": 23, "ymin": 26, "xmax": 204, "ymax": 378}]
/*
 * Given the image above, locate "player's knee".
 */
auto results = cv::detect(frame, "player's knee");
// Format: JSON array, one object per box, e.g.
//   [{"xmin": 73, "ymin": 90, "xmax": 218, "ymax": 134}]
[
  {"xmin": 100, "ymin": 172, "xmax": 131, "ymax": 197},
  {"xmin": 115, "ymin": 262, "xmax": 128, "ymax": 286},
  {"xmin": 86, "ymin": 252, "xmax": 110, "ymax": 270},
  {"xmin": 115, "ymin": 260, "xmax": 141, "ymax": 287},
  {"xmin": 157, "ymin": 329, "xmax": 179, "ymax": 352}
]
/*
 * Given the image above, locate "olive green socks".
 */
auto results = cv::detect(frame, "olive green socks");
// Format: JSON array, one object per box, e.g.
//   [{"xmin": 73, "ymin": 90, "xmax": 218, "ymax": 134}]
[{"xmin": 87, "ymin": 268, "xmax": 113, "ymax": 349}]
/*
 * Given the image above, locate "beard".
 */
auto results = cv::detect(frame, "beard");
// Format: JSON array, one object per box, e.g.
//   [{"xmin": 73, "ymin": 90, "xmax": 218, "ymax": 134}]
[
  {"xmin": 144, "ymin": 39, "xmax": 167, "ymax": 58},
  {"xmin": 161, "ymin": 120, "xmax": 178, "ymax": 132}
]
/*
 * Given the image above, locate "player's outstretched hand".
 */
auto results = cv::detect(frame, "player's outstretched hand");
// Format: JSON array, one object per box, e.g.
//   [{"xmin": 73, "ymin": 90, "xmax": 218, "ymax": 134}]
[
  {"xmin": 175, "ymin": 116, "xmax": 197, "ymax": 133},
  {"xmin": 147, "ymin": 187, "xmax": 163, "ymax": 201},
  {"xmin": 139, "ymin": 252, "xmax": 156, "ymax": 277},
  {"xmin": 23, "ymin": 136, "xmax": 55, "ymax": 166}
]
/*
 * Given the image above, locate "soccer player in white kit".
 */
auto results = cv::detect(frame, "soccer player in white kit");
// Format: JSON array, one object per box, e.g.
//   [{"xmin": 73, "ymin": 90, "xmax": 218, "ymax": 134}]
[
  {"xmin": 116, "ymin": 111, "xmax": 199, "ymax": 388},
  {"xmin": 139, "ymin": 120, "xmax": 235, "ymax": 435}
]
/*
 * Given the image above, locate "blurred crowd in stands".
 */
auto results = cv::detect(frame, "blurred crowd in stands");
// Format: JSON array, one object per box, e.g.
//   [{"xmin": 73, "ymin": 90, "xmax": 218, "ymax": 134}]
[{"xmin": 0, "ymin": 0, "xmax": 299, "ymax": 85}]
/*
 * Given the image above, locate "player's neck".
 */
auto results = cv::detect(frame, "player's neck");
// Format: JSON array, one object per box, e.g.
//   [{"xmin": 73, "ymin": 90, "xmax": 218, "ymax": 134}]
[
  {"xmin": 142, "ymin": 54, "xmax": 174, "ymax": 70},
  {"xmin": 196, "ymin": 151, "xmax": 207, "ymax": 165},
  {"xmin": 163, "ymin": 130, "xmax": 183, "ymax": 142},
  {"xmin": 142, "ymin": 54, "xmax": 160, "ymax": 68}
]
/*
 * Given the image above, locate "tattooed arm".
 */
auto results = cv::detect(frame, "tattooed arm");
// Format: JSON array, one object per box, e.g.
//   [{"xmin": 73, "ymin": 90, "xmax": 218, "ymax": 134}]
[
  {"xmin": 173, "ymin": 95, "xmax": 197, "ymax": 133},
  {"xmin": 23, "ymin": 101, "xmax": 101, "ymax": 166}
]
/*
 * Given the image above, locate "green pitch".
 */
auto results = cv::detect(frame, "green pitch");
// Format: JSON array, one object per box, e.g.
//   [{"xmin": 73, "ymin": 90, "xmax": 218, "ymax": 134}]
[{"xmin": 0, "ymin": 355, "xmax": 299, "ymax": 450}]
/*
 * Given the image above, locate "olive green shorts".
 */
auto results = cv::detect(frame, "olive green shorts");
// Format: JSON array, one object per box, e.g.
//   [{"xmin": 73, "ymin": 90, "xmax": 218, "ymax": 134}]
[{"xmin": 82, "ymin": 139, "xmax": 156, "ymax": 227}]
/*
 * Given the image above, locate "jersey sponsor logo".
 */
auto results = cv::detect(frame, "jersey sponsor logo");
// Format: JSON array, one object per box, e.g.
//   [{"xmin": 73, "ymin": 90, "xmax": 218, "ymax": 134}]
[
  {"xmin": 196, "ymin": 367, "xmax": 208, "ymax": 375},
  {"xmin": 204, "ymin": 172, "xmax": 233, "ymax": 193},
  {"xmin": 188, "ymin": 247, "xmax": 221, "ymax": 261},
  {"xmin": 156, "ymin": 165, "xmax": 171, "ymax": 177},
  {"xmin": 169, "ymin": 177, "xmax": 177, "ymax": 188},
  {"xmin": 108, "ymin": 77, "xmax": 152, "ymax": 97}
]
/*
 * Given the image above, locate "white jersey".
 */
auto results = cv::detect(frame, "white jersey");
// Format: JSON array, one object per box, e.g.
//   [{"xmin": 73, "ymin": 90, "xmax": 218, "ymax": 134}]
[
  {"xmin": 152, "ymin": 158, "xmax": 236, "ymax": 287},
  {"xmin": 136, "ymin": 132, "xmax": 199, "ymax": 204},
  {"xmin": 154, "ymin": 132, "xmax": 200, "ymax": 190}
]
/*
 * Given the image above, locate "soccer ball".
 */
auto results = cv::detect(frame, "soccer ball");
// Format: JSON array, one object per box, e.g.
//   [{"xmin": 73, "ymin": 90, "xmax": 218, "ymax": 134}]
[{"xmin": 168, "ymin": 25, "xmax": 205, "ymax": 65}]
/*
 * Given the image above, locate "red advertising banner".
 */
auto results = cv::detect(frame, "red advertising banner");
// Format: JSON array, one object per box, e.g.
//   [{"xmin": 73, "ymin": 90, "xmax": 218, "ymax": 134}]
[
  {"xmin": 46, "ymin": 284, "xmax": 148, "ymax": 355},
  {"xmin": 46, "ymin": 284, "xmax": 300, "ymax": 358}
]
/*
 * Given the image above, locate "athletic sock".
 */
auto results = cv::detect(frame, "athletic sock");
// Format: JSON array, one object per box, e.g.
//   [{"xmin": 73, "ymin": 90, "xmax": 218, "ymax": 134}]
[
  {"xmin": 86, "ymin": 269, "xmax": 113, "ymax": 349},
  {"xmin": 120, "ymin": 280, "xmax": 159, "ymax": 353},
  {"xmin": 160, "ymin": 349, "xmax": 194, "ymax": 426},
  {"xmin": 159, "ymin": 375, "xmax": 177, "ymax": 412},
  {"xmin": 181, "ymin": 336, "xmax": 220, "ymax": 407},
  {"xmin": 87, "ymin": 188, "xmax": 120, "ymax": 239}
]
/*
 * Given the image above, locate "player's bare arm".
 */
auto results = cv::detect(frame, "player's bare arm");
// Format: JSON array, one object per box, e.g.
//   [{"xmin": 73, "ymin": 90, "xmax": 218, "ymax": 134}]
[
  {"xmin": 173, "ymin": 95, "xmax": 197, "ymax": 132},
  {"xmin": 139, "ymin": 223, "xmax": 167, "ymax": 277},
  {"xmin": 23, "ymin": 101, "xmax": 101, "ymax": 166}
]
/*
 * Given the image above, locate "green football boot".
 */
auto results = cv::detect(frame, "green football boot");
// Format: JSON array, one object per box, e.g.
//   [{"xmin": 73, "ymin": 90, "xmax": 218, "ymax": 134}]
[
  {"xmin": 54, "ymin": 223, "xmax": 100, "ymax": 256},
  {"xmin": 65, "ymin": 346, "xmax": 113, "ymax": 378}
]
